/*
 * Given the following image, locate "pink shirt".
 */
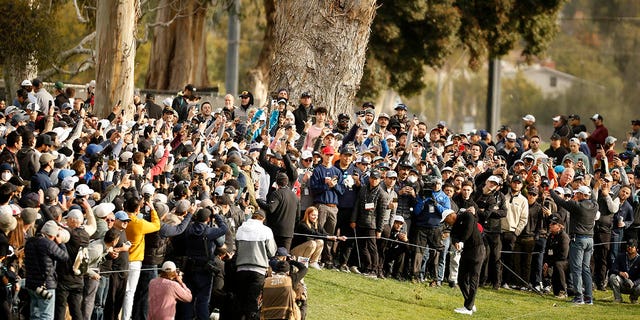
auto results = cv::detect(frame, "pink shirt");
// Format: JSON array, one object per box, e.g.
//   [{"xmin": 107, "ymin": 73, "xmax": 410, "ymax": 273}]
[{"xmin": 148, "ymin": 277, "xmax": 192, "ymax": 320}]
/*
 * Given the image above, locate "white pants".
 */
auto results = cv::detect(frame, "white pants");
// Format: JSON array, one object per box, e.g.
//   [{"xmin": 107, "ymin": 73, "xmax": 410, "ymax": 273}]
[{"xmin": 121, "ymin": 260, "xmax": 142, "ymax": 320}]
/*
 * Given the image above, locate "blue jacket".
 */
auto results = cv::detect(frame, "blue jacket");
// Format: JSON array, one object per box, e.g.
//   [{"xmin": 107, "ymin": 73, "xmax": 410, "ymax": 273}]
[
  {"xmin": 31, "ymin": 169, "xmax": 53, "ymax": 193},
  {"xmin": 335, "ymin": 162, "xmax": 358, "ymax": 209},
  {"xmin": 413, "ymin": 189, "xmax": 451, "ymax": 228}
]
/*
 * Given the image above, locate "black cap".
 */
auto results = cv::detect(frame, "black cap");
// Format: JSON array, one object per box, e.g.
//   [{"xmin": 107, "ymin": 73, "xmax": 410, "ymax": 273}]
[
  {"xmin": 632, "ymin": 120, "xmax": 640, "ymax": 126},
  {"xmin": 185, "ymin": 84, "xmax": 196, "ymax": 92},
  {"xmin": 627, "ymin": 238, "xmax": 638, "ymax": 248},
  {"xmin": 338, "ymin": 113, "xmax": 350, "ymax": 120},
  {"xmin": 511, "ymin": 175, "xmax": 523, "ymax": 183},
  {"xmin": 146, "ymin": 93, "xmax": 155, "ymax": 100},
  {"xmin": 550, "ymin": 133, "xmax": 561, "ymax": 140},
  {"xmin": 361, "ymin": 102, "xmax": 374, "ymax": 109},
  {"xmin": 568, "ymin": 114, "xmax": 580, "ymax": 120},
  {"xmin": 549, "ymin": 216, "xmax": 562, "ymax": 225},
  {"xmin": 370, "ymin": 170, "xmax": 382, "ymax": 179},
  {"xmin": 300, "ymin": 92, "xmax": 311, "ymax": 98},
  {"xmin": 239, "ymin": 90, "xmax": 251, "ymax": 98}
]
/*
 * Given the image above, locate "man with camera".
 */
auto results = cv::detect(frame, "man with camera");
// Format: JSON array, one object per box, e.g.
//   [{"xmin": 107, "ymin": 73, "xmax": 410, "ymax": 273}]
[
  {"xmin": 178, "ymin": 206, "xmax": 228, "ymax": 319},
  {"xmin": 25, "ymin": 220, "xmax": 70, "ymax": 320},
  {"xmin": 172, "ymin": 84, "xmax": 200, "ymax": 123},
  {"xmin": 410, "ymin": 175, "xmax": 450, "ymax": 283},
  {"xmin": 149, "ymin": 261, "xmax": 192, "ymax": 320}
]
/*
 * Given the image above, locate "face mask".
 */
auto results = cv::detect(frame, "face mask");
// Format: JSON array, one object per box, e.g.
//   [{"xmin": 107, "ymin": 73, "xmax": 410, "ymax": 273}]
[
  {"xmin": 408, "ymin": 175, "xmax": 418, "ymax": 184},
  {"xmin": 1, "ymin": 172, "xmax": 11, "ymax": 181}
]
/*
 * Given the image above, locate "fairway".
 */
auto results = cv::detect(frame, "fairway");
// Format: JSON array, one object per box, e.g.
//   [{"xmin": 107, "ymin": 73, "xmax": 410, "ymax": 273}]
[{"xmin": 305, "ymin": 269, "xmax": 639, "ymax": 319}]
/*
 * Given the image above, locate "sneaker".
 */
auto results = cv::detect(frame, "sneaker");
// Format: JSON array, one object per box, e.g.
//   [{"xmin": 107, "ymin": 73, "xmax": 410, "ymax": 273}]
[
  {"xmin": 324, "ymin": 262, "xmax": 334, "ymax": 270},
  {"xmin": 534, "ymin": 283, "xmax": 543, "ymax": 292},
  {"xmin": 349, "ymin": 266, "xmax": 361, "ymax": 274},
  {"xmin": 309, "ymin": 262, "xmax": 322, "ymax": 270},
  {"xmin": 472, "ymin": 305, "xmax": 477, "ymax": 312},
  {"xmin": 571, "ymin": 297, "xmax": 584, "ymax": 305},
  {"xmin": 596, "ymin": 285, "xmax": 607, "ymax": 292},
  {"xmin": 543, "ymin": 286, "xmax": 552, "ymax": 294},
  {"xmin": 430, "ymin": 280, "xmax": 441, "ymax": 287},
  {"xmin": 555, "ymin": 291, "xmax": 567, "ymax": 299},
  {"xmin": 339, "ymin": 264, "xmax": 350, "ymax": 273},
  {"xmin": 501, "ymin": 284, "xmax": 511, "ymax": 290},
  {"xmin": 377, "ymin": 272, "xmax": 386, "ymax": 279},
  {"xmin": 584, "ymin": 297, "xmax": 593, "ymax": 305},
  {"xmin": 454, "ymin": 307, "xmax": 473, "ymax": 315}
]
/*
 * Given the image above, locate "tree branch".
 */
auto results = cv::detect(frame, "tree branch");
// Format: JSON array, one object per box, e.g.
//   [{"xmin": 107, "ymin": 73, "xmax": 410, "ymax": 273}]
[{"xmin": 73, "ymin": 0, "xmax": 89, "ymax": 23}]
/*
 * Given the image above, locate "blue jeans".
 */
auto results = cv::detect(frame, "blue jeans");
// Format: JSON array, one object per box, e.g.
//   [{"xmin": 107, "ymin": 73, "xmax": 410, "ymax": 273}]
[
  {"xmin": 29, "ymin": 288, "xmax": 55, "ymax": 320},
  {"xmin": 531, "ymin": 238, "xmax": 546, "ymax": 285},
  {"xmin": 568, "ymin": 236, "xmax": 593, "ymax": 299},
  {"xmin": 610, "ymin": 230, "xmax": 624, "ymax": 267},
  {"xmin": 437, "ymin": 235, "xmax": 451, "ymax": 282},
  {"xmin": 92, "ymin": 276, "xmax": 109, "ymax": 320}
]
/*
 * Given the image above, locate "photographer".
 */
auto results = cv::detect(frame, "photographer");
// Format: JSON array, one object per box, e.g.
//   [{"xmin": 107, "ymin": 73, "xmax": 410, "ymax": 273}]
[
  {"xmin": 24, "ymin": 220, "xmax": 69, "ymax": 320},
  {"xmin": 149, "ymin": 261, "xmax": 192, "ymax": 320},
  {"xmin": 178, "ymin": 207, "xmax": 228, "ymax": 319}
]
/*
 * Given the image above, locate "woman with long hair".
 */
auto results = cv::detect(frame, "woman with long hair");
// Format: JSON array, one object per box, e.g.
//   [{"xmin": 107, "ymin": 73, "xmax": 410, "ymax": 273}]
[{"xmin": 291, "ymin": 206, "xmax": 345, "ymax": 270}]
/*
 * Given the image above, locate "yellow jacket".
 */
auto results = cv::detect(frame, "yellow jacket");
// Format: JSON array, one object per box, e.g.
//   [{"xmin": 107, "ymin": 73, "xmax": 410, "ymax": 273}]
[{"xmin": 126, "ymin": 209, "xmax": 161, "ymax": 261}]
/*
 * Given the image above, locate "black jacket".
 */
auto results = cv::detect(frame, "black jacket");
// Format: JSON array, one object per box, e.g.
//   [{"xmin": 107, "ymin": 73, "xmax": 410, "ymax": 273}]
[
  {"xmin": 57, "ymin": 227, "xmax": 90, "ymax": 288},
  {"xmin": 142, "ymin": 214, "xmax": 192, "ymax": 266},
  {"xmin": 291, "ymin": 222, "xmax": 328, "ymax": 249},
  {"xmin": 451, "ymin": 211, "xmax": 483, "ymax": 250},
  {"xmin": 545, "ymin": 230, "xmax": 569, "ymax": 264},
  {"xmin": 293, "ymin": 104, "xmax": 314, "ymax": 134},
  {"xmin": 352, "ymin": 184, "xmax": 389, "ymax": 231},
  {"xmin": 550, "ymin": 191, "xmax": 598, "ymax": 237},
  {"xmin": 25, "ymin": 235, "xmax": 69, "ymax": 290},
  {"xmin": 475, "ymin": 191, "xmax": 506, "ymax": 233},
  {"xmin": 259, "ymin": 187, "xmax": 300, "ymax": 239}
]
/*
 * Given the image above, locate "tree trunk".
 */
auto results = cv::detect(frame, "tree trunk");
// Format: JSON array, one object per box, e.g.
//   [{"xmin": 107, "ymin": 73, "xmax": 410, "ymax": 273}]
[
  {"xmin": 3, "ymin": 55, "xmax": 37, "ymax": 104},
  {"xmin": 269, "ymin": 0, "xmax": 376, "ymax": 115},
  {"xmin": 246, "ymin": 0, "xmax": 276, "ymax": 105},
  {"xmin": 95, "ymin": 0, "xmax": 139, "ymax": 119},
  {"xmin": 145, "ymin": 0, "xmax": 209, "ymax": 91}
]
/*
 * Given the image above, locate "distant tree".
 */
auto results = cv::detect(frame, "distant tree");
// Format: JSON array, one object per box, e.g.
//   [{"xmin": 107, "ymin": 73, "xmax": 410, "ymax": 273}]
[
  {"xmin": 145, "ymin": 0, "xmax": 210, "ymax": 91},
  {"xmin": 0, "ymin": 0, "xmax": 62, "ymax": 100},
  {"xmin": 362, "ymin": 0, "xmax": 566, "ymax": 98}
]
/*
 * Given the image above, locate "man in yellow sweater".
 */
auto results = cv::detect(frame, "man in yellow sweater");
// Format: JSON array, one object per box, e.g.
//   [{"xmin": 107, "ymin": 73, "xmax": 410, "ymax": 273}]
[{"xmin": 122, "ymin": 197, "xmax": 161, "ymax": 320}]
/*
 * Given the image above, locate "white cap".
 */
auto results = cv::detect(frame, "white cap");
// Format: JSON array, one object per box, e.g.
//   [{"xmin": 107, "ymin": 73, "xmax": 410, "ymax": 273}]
[
  {"xmin": 553, "ymin": 187, "xmax": 565, "ymax": 195},
  {"xmin": 162, "ymin": 97, "xmax": 173, "ymax": 107},
  {"xmin": 506, "ymin": 132, "xmax": 517, "ymax": 141},
  {"xmin": 93, "ymin": 203, "xmax": 115, "ymax": 218},
  {"xmin": 552, "ymin": 116, "xmax": 561, "ymax": 122},
  {"xmin": 21, "ymin": 79, "xmax": 32, "ymax": 86},
  {"xmin": 487, "ymin": 175, "xmax": 502, "ymax": 185},
  {"xmin": 194, "ymin": 162, "xmax": 213, "ymax": 174},
  {"xmin": 441, "ymin": 209, "xmax": 455, "ymax": 222},
  {"xmin": 61, "ymin": 176, "xmax": 79, "ymax": 191},
  {"xmin": 161, "ymin": 261, "xmax": 177, "ymax": 272},
  {"xmin": 120, "ymin": 151, "xmax": 134, "ymax": 162},
  {"xmin": 301, "ymin": 150, "xmax": 313, "ymax": 160},
  {"xmin": 522, "ymin": 114, "xmax": 536, "ymax": 122},
  {"xmin": 576, "ymin": 185, "xmax": 592, "ymax": 196},
  {"xmin": 75, "ymin": 184, "xmax": 94, "ymax": 196},
  {"xmin": 141, "ymin": 183, "xmax": 156, "ymax": 195},
  {"xmin": 393, "ymin": 216, "xmax": 405, "ymax": 224},
  {"xmin": 605, "ymin": 136, "xmax": 617, "ymax": 145},
  {"xmin": 66, "ymin": 209, "xmax": 84, "ymax": 223}
]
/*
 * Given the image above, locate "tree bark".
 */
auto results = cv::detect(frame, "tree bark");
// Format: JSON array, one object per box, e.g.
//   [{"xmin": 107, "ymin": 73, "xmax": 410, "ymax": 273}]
[
  {"xmin": 145, "ymin": 0, "xmax": 209, "ymax": 91},
  {"xmin": 3, "ymin": 55, "xmax": 37, "ymax": 105},
  {"xmin": 95, "ymin": 0, "xmax": 139, "ymax": 119},
  {"xmin": 246, "ymin": 0, "xmax": 276, "ymax": 105},
  {"xmin": 269, "ymin": 0, "xmax": 376, "ymax": 115}
]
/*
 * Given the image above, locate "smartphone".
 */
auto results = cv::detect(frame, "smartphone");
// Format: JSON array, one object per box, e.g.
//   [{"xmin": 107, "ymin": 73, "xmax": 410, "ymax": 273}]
[{"xmin": 117, "ymin": 100, "xmax": 122, "ymax": 107}]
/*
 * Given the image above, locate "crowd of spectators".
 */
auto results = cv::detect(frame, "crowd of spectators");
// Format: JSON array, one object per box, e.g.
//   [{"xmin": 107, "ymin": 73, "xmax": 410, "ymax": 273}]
[{"xmin": 0, "ymin": 79, "xmax": 639, "ymax": 319}]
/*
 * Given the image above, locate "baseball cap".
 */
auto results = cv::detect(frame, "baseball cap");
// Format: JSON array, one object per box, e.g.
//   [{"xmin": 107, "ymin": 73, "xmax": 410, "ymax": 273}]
[
  {"xmin": 300, "ymin": 92, "xmax": 311, "ymax": 98},
  {"xmin": 378, "ymin": 112, "xmax": 390, "ymax": 119},
  {"xmin": 276, "ymin": 247, "xmax": 291, "ymax": 257},
  {"xmin": 394, "ymin": 104, "xmax": 407, "ymax": 110},
  {"xmin": 20, "ymin": 79, "xmax": 32, "ymax": 87},
  {"xmin": 370, "ymin": 170, "xmax": 382, "ymax": 179},
  {"xmin": 93, "ymin": 203, "xmax": 115, "ymax": 218},
  {"xmin": 506, "ymin": 132, "xmax": 517, "ymax": 141},
  {"xmin": 162, "ymin": 261, "xmax": 177, "ymax": 272},
  {"xmin": 39, "ymin": 153, "xmax": 56, "ymax": 165},
  {"xmin": 605, "ymin": 136, "xmax": 617, "ymax": 145},
  {"xmin": 75, "ymin": 184, "xmax": 94, "ymax": 197},
  {"xmin": 114, "ymin": 211, "xmax": 131, "ymax": 222},
  {"xmin": 522, "ymin": 114, "xmax": 536, "ymax": 122},
  {"xmin": 568, "ymin": 114, "xmax": 580, "ymax": 120},
  {"xmin": 487, "ymin": 175, "xmax": 502, "ymax": 185},
  {"xmin": 576, "ymin": 185, "xmax": 592, "ymax": 196},
  {"xmin": 321, "ymin": 146, "xmax": 335, "ymax": 155},
  {"xmin": 393, "ymin": 216, "xmax": 405, "ymax": 224},
  {"xmin": 591, "ymin": 114, "xmax": 603, "ymax": 121},
  {"xmin": 194, "ymin": 162, "xmax": 213, "ymax": 174},
  {"xmin": 385, "ymin": 171, "xmax": 398, "ymax": 178},
  {"xmin": 61, "ymin": 176, "xmax": 79, "ymax": 191},
  {"xmin": 441, "ymin": 209, "xmax": 455, "ymax": 222}
]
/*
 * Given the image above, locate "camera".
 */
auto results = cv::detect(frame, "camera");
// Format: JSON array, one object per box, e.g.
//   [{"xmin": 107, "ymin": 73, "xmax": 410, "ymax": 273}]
[{"xmin": 36, "ymin": 286, "xmax": 53, "ymax": 300}]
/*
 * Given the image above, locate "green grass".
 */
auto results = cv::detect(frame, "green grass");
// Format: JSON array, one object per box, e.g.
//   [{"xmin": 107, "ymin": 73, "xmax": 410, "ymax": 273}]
[{"xmin": 304, "ymin": 269, "xmax": 639, "ymax": 319}]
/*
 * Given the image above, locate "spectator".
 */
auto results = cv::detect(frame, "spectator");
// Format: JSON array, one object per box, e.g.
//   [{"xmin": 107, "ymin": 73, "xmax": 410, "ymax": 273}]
[
  {"xmin": 587, "ymin": 113, "xmax": 608, "ymax": 158},
  {"xmin": 550, "ymin": 185, "xmax": 598, "ymax": 304},
  {"xmin": 258, "ymin": 173, "xmax": 299, "ymax": 250},
  {"xmin": 544, "ymin": 217, "xmax": 570, "ymax": 298},
  {"xmin": 233, "ymin": 209, "xmax": 277, "ymax": 319},
  {"xmin": 609, "ymin": 239, "xmax": 640, "ymax": 303},
  {"xmin": 25, "ymin": 220, "xmax": 69, "ymax": 320},
  {"xmin": 148, "ymin": 261, "xmax": 192, "ymax": 320}
]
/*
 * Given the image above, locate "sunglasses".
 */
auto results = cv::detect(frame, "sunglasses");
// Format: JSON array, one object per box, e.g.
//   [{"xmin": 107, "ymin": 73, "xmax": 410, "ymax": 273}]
[
  {"xmin": 303, "ymin": 159, "xmax": 313, "ymax": 162},
  {"xmin": 105, "ymin": 218, "xmax": 115, "ymax": 222}
]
